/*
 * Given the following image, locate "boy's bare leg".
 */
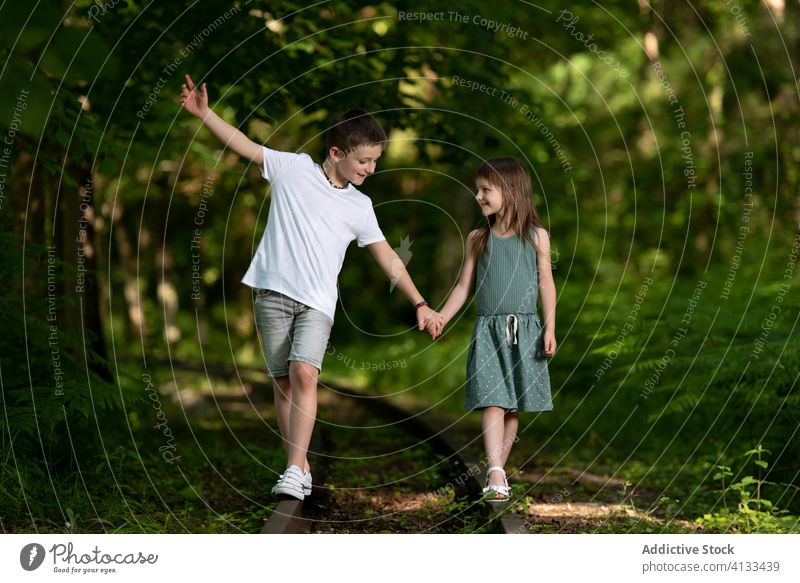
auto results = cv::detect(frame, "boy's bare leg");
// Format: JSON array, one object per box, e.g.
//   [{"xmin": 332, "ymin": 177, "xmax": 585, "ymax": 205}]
[
  {"xmin": 286, "ymin": 361, "xmax": 318, "ymax": 471},
  {"xmin": 273, "ymin": 375, "xmax": 311, "ymax": 474},
  {"xmin": 500, "ymin": 411, "xmax": 519, "ymax": 466},
  {"xmin": 272, "ymin": 376, "xmax": 291, "ymax": 457}
]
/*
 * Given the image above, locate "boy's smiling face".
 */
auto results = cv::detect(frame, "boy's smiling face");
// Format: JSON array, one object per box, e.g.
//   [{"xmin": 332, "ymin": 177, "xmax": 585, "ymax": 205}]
[{"xmin": 329, "ymin": 143, "xmax": 383, "ymax": 186}]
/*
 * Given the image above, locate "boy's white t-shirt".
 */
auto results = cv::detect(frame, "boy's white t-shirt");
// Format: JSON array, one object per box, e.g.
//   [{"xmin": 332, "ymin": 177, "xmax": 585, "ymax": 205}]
[{"xmin": 241, "ymin": 146, "xmax": 385, "ymax": 321}]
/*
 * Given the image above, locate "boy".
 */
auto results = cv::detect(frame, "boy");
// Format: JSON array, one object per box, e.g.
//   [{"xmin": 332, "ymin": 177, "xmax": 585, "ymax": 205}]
[{"xmin": 180, "ymin": 75, "xmax": 444, "ymax": 499}]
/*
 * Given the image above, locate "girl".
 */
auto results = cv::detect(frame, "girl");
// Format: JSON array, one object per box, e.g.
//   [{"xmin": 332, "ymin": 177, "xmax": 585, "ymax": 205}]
[{"xmin": 437, "ymin": 157, "xmax": 556, "ymax": 501}]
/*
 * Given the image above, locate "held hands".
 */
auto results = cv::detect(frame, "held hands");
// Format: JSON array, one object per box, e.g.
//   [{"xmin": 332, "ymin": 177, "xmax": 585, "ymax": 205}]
[
  {"xmin": 543, "ymin": 330, "xmax": 557, "ymax": 357},
  {"xmin": 416, "ymin": 305, "xmax": 445, "ymax": 340},
  {"xmin": 180, "ymin": 74, "xmax": 209, "ymax": 119}
]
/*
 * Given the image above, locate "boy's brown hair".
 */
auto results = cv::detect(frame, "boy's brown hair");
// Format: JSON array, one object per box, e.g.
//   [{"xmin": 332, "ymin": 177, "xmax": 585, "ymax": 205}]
[{"xmin": 327, "ymin": 109, "xmax": 387, "ymax": 155}]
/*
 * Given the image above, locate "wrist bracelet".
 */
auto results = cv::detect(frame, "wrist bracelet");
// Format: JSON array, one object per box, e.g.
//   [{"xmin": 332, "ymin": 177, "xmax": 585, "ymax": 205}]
[{"xmin": 414, "ymin": 300, "xmax": 428, "ymax": 310}]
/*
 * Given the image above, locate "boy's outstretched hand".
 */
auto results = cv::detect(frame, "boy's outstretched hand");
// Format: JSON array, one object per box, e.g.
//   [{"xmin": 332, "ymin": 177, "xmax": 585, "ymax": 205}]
[{"xmin": 180, "ymin": 74, "xmax": 209, "ymax": 119}]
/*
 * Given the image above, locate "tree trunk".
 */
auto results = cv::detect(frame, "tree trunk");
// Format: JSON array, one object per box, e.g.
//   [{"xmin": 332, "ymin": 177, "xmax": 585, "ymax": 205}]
[
  {"xmin": 112, "ymin": 200, "xmax": 149, "ymax": 340},
  {"xmin": 155, "ymin": 175, "xmax": 181, "ymax": 346},
  {"xmin": 20, "ymin": 152, "xmax": 46, "ymax": 246},
  {"xmin": 56, "ymin": 154, "xmax": 111, "ymax": 380}
]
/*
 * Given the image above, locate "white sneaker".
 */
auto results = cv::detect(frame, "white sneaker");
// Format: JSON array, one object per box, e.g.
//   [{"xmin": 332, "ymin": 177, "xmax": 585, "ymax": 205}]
[
  {"xmin": 271, "ymin": 469, "xmax": 312, "ymax": 496},
  {"xmin": 272, "ymin": 465, "xmax": 306, "ymax": 500},
  {"xmin": 301, "ymin": 471, "xmax": 312, "ymax": 496}
]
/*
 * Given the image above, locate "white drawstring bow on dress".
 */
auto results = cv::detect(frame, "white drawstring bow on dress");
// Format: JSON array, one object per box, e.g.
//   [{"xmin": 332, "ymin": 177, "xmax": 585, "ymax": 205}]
[{"xmin": 505, "ymin": 314, "xmax": 519, "ymax": 346}]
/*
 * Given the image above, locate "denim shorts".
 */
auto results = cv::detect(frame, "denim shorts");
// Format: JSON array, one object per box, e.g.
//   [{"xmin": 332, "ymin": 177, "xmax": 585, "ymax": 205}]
[{"xmin": 253, "ymin": 289, "xmax": 334, "ymax": 378}]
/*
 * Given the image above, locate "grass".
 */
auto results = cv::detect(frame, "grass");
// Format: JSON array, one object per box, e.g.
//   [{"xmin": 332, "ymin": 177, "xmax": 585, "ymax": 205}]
[{"xmin": 3, "ymin": 366, "xmax": 285, "ymax": 534}]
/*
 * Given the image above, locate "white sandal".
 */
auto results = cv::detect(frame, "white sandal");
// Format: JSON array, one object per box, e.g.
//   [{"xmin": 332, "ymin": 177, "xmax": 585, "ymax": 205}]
[{"xmin": 482, "ymin": 466, "xmax": 510, "ymax": 502}]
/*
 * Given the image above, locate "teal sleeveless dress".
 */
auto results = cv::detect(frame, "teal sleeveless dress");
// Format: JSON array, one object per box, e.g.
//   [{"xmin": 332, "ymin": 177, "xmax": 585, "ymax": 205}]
[{"xmin": 465, "ymin": 230, "xmax": 553, "ymax": 412}]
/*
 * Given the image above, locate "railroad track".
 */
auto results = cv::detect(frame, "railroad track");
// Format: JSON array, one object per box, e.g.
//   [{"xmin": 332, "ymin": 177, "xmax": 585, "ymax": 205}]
[
  {"xmin": 261, "ymin": 382, "xmax": 528, "ymax": 534},
  {"xmin": 122, "ymin": 358, "xmax": 527, "ymax": 534}
]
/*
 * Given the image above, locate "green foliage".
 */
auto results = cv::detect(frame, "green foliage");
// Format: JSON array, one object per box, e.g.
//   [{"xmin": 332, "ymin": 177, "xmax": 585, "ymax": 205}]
[
  {"xmin": 599, "ymin": 255, "xmax": 799, "ymax": 483},
  {"xmin": 0, "ymin": 231, "xmax": 137, "ymax": 526},
  {"xmin": 2, "ymin": 0, "xmax": 799, "ymax": 533},
  {"xmin": 696, "ymin": 446, "xmax": 800, "ymax": 533}
]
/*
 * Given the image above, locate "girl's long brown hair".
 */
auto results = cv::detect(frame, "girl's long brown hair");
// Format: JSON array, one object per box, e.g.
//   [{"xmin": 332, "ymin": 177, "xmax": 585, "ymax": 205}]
[{"xmin": 470, "ymin": 157, "xmax": 543, "ymax": 258}]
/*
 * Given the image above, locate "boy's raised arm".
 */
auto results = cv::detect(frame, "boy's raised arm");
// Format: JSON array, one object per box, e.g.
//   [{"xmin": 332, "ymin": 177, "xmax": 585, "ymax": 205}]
[{"xmin": 180, "ymin": 74, "xmax": 263, "ymax": 166}]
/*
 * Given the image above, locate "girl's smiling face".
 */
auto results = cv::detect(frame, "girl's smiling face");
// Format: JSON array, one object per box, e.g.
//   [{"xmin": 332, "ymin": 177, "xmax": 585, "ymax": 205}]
[{"xmin": 475, "ymin": 177, "xmax": 505, "ymax": 216}]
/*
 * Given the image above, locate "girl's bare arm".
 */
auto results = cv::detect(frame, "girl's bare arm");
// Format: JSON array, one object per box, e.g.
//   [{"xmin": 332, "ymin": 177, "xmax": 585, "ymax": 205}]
[
  {"xmin": 439, "ymin": 230, "xmax": 480, "ymax": 326},
  {"xmin": 536, "ymin": 227, "xmax": 557, "ymax": 355}
]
